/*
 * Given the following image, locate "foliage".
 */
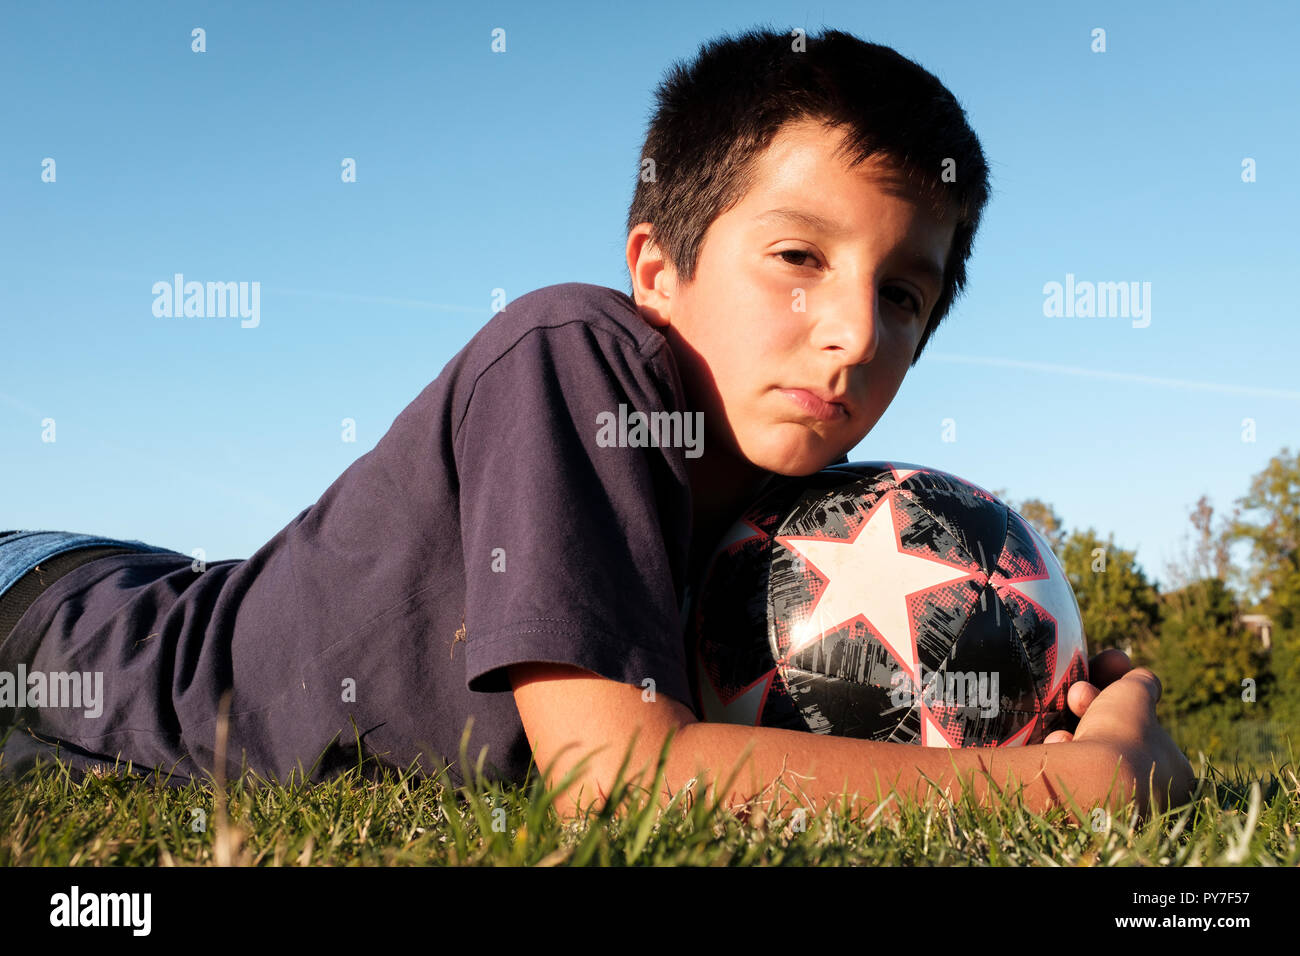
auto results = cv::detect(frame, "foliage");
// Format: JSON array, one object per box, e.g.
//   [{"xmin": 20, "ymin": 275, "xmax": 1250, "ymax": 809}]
[
  {"xmin": 1147, "ymin": 577, "xmax": 1262, "ymax": 715},
  {"xmin": 1060, "ymin": 528, "xmax": 1161, "ymax": 660},
  {"xmin": 1224, "ymin": 447, "xmax": 1300, "ymax": 633}
]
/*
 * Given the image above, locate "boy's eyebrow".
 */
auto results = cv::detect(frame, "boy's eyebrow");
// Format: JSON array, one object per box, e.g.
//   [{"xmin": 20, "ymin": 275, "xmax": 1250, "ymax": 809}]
[
  {"xmin": 755, "ymin": 207, "xmax": 849, "ymax": 236},
  {"xmin": 755, "ymin": 207, "xmax": 947, "ymax": 291}
]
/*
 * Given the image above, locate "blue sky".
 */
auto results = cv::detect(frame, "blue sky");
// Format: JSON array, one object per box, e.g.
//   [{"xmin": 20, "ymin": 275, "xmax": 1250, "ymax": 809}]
[{"xmin": 2, "ymin": 0, "xmax": 1296, "ymax": 594}]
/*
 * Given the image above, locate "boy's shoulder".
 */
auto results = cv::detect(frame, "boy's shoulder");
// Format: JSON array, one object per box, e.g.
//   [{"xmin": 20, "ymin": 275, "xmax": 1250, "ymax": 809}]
[
  {"xmin": 464, "ymin": 282, "xmax": 667, "ymax": 369},
  {"xmin": 435, "ymin": 281, "xmax": 687, "ymax": 448}
]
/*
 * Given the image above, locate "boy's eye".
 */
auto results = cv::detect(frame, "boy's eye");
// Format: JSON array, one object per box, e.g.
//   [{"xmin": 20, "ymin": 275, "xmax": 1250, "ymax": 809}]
[
  {"xmin": 882, "ymin": 285, "xmax": 923, "ymax": 318},
  {"xmin": 776, "ymin": 251, "xmax": 924, "ymax": 319},
  {"xmin": 776, "ymin": 248, "xmax": 821, "ymax": 268}
]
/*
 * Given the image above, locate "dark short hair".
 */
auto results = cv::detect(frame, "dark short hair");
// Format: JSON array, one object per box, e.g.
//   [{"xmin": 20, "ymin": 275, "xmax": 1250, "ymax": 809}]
[{"xmin": 626, "ymin": 26, "xmax": 991, "ymax": 366}]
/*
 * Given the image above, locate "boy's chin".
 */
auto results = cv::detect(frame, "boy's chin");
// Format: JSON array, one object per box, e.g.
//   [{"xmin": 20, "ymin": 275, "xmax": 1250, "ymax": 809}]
[{"xmin": 743, "ymin": 440, "xmax": 848, "ymax": 477}]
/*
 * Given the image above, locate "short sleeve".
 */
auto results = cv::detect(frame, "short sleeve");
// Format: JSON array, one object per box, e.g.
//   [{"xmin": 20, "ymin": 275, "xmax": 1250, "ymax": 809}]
[{"xmin": 454, "ymin": 320, "xmax": 694, "ymax": 708}]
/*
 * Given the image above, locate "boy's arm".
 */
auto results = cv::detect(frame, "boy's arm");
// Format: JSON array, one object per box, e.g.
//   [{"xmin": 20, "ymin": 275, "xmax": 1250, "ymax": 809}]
[{"xmin": 509, "ymin": 655, "xmax": 1195, "ymax": 822}]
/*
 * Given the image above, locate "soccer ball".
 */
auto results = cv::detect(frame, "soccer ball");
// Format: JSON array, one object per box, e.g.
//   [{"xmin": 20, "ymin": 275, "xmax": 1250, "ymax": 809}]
[{"xmin": 687, "ymin": 461, "xmax": 1089, "ymax": 747}]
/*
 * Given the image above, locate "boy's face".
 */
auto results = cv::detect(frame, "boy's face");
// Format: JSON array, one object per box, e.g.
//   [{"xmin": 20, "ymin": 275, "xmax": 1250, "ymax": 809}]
[{"xmin": 629, "ymin": 117, "xmax": 956, "ymax": 484}]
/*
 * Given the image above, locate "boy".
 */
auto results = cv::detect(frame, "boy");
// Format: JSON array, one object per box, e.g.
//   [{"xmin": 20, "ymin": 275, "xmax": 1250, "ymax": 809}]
[{"xmin": 0, "ymin": 28, "xmax": 1194, "ymax": 821}]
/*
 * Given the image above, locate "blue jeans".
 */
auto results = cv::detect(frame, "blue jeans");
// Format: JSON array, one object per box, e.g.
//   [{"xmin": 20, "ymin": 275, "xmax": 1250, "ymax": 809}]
[{"xmin": 0, "ymin": 530, "xmax": 183, "ymax": 598}]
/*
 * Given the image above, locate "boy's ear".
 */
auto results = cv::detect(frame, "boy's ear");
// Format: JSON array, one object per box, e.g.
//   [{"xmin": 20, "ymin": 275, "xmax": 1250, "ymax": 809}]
[{"xmin": 625, "ymin": 222, "xmax": 672, "ymax": 329}]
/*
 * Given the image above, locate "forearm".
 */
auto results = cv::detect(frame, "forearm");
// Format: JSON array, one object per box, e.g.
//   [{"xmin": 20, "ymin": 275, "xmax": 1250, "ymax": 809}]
[
  {"xmin": 529, "ymin": 654, "xmax": 1188, "ymax": 822},
  {"xmin": 652, "ymin": 721, "xmax": 1137, "ymax": 821}
]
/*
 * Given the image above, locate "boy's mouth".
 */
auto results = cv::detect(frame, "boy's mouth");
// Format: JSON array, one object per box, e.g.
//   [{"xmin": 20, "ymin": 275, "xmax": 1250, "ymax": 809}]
[{"xmin": 777, "ymin": 387, "xmax": 848, "ymax": 421}]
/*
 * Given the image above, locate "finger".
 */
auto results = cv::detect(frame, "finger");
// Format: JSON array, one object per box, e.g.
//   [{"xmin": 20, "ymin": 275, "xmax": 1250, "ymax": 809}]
[
  {"xmin": 1088, "ymin": 648, "xmax": 1133, "ymax": 687},
  {"xmin": 1067, "ymin": 680, "xmax": 1101, "ymax": 716},
  {"xmin": 1124, "ymin": 666, "xmax": 1163, "ymax": 703},
  {"xmin": 1044, "ymin": 730, "xmax": 1074, "ymax": 744}
]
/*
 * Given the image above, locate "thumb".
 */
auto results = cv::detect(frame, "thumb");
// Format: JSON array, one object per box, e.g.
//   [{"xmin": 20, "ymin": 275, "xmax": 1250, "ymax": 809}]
[{"xmin": 1124, "ymin": 667, "xmax": 1163, "ymax": 704}]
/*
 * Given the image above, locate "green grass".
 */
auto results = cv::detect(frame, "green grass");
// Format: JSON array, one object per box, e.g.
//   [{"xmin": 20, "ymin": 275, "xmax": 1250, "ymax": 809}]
[{"xmin": 3, "ymin": 732, "xmax": 1298, "ymax": 866}]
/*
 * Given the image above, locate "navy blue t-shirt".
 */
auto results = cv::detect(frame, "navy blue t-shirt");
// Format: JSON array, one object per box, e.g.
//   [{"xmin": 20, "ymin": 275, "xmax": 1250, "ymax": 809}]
[{"xmin": 1, "ymin": 283, "xmax": 707, "ymax": 786}]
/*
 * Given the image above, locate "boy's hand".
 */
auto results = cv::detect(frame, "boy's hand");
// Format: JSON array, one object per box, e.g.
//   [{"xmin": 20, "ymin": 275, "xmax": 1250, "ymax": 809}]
[
  {"xmin": 1047, "ymin": 650, "xmax": 1195, "ymax": 814},
  {"xmin": 1043, "ymin": 647, "xmax": 1135, "ymax": 744}
]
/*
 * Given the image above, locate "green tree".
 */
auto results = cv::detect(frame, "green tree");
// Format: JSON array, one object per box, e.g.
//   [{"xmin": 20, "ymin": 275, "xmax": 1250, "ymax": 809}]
[
  {"xmin": 1059, "ymin": 528, "xmax": 1161, "ymax": 660},
  {"xmin": 1224, "ymin": 447, "xmax": 1300, "ymax": 633},
  {"xmin": 1264, "ymin": 624, "xmax": 1300, "ymax": 728},
  {"xmin": 1149, "ymin": 576, "xmax": 1261, "ymax": 717}
]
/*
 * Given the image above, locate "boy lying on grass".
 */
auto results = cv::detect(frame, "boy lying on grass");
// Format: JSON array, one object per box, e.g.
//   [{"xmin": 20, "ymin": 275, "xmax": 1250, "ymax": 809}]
[{"xmin": 0, "ymin": 27, "xmax": 1194, "ymax": 823}]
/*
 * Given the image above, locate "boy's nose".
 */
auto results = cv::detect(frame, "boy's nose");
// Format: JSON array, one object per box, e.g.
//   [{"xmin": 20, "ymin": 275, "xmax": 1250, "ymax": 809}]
[{"xmin": 813, "ymin": 286, "xmax": 881, "ymax": 366}]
